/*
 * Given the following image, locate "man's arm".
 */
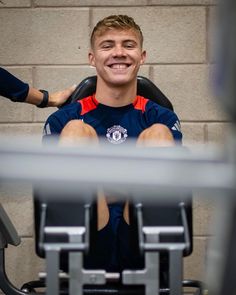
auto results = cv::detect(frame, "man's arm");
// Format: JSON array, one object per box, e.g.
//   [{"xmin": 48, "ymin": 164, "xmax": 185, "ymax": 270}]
[
  {"xmin": 146, "ymin": 102, "xmax": 183, "ymax": 143},
  {"xmin": 0, "ymin": 67, "xmax": 76, "ymax": 107},
  {"xmin": 42, "ymin": 103, "xmax": 82, "ymax": 144},
  {"xmin": 25, "ymin": 85, "xmax": 76, "ymax": 107}
]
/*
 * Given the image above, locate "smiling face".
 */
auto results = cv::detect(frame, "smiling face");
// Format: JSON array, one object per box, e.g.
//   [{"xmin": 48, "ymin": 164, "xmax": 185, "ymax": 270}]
[{"xmin": 88, "ymin": 28, "xmax": 146, "ymax": 88}]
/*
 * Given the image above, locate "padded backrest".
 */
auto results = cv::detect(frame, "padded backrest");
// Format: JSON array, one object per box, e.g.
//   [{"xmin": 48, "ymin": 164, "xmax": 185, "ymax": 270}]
[{"xmin": 61, "ymin": 75, "xmax": 174, "ymax": 111}]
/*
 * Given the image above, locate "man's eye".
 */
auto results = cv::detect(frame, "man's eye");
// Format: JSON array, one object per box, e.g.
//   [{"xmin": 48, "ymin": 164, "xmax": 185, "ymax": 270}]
[
  {"xmin": 125, "ymin": 43, "xmax": 135, "ymax": 48},
  {"xmin": 102, "ymin": 44, "xmax": 112, "ymax": 49}
]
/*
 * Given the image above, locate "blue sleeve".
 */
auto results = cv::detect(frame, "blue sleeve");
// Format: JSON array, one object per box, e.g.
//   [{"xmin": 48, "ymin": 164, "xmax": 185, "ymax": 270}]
[
  {"xmin": 146, "ymin": 101, "xmax": 183, "ymax": 142},
  {"xmin": 0, "ymin": 67, "xmax": 29, "ymax": 102},
  {"xmin": 42, "ymin": 103, "xmax": 82, "ymax": 143}
]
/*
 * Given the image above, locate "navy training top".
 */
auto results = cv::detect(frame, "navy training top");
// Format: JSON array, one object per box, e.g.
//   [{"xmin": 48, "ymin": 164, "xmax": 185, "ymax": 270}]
[{"xmin": 43, "ymin": 94, "xmax": 182, "ymax": 144}]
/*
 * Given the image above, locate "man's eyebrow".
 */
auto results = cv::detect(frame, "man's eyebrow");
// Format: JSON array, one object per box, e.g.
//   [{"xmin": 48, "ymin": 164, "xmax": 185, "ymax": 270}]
[
  {"xmin": 98, "ymin": 40, "xmax": 114, "ymax": 46},
  {"xmin": 123, "ymin": 39, "xmax": 138, "ymax": 45},
  {"xmin": 98, "ymin": 39, "xmax": 138, "ymax": 46},
  {"xmin": 123, "ymin": 39, "xmax": 137, "ymax": 43}
]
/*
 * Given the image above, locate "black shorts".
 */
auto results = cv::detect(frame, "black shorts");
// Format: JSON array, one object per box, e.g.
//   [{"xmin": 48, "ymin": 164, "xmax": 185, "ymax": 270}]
[{"xmin": 84, "ymin": 202, "xmax": 144, "ymax": 272}]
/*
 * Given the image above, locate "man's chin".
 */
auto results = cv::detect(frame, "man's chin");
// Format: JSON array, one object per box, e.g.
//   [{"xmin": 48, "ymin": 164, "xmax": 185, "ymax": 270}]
[
  {"xmin": 106, "ymin": 75, "xmax": 135, "ymax": 87},
  {"xmin": 109, "ymin": 81, "xmax": 131, "ymax": 88}
]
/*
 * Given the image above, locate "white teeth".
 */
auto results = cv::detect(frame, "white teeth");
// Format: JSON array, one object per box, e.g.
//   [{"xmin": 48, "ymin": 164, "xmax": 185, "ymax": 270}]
[{"xmin": 110, "ymin": 64, "xmax": 128, "ymax": 69}]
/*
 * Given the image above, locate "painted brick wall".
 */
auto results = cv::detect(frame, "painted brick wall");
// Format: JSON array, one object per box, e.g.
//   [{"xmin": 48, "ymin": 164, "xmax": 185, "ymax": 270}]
[{"xmin": 0, "ymin": 0, "xmax": 226, "ymax": 292}]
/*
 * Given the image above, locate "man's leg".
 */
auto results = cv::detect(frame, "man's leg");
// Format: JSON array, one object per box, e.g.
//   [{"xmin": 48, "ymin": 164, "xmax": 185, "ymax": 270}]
[
  {"xmin": 136, "ymin": 123, "xmax": 175, "ymax": 147},
  {"xmin": 59, "ymin": 119, "xmax": 109, "ymax": 230},
  {"xmin": 118, "ymin": 124, "xmax": 175, "ymax": 270},
  {"xmin": 59, "ymin": 119, "xmax": 99, "ymax": 145},
  {"xmin": 136, "ymin": 123, "xmax": 176, "ymax": 284},
  {"xmin": 123, "ymin": 124, "xmax": 175, "ymax": 223}
]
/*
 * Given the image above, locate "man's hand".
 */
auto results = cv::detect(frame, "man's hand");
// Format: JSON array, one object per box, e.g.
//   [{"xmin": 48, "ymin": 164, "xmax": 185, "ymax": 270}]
[{"xmin": 48, "ymin": 84, "xmax": 77, "ymax": 107}]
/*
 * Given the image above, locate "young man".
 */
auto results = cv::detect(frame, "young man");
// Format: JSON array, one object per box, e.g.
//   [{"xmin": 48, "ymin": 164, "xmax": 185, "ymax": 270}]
[{"xmin": 43, "ymin": 15, "xmax": 182, "ymax": 272}]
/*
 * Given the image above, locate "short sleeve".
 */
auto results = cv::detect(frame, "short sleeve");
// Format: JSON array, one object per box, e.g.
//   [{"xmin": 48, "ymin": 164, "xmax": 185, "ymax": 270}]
[
  {"xmin": 42, "ymin": 102, "xmax": 82, "ymax": 143},
  {"xmin": 146, "ymin": 101, "xmax": 183, "ymax": 142}
]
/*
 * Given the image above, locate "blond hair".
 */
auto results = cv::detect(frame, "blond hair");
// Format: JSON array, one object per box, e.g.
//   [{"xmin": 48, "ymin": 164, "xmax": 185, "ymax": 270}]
[{"xmin": 90, "ymin": 15, "xmax": 143, "ymax": 48}]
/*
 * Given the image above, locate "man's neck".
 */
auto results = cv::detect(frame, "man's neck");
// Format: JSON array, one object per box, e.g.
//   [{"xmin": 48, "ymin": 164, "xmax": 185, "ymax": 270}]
[{"xmin": 95, "ymin": 78, "xmax": 137, "ymax": 107}]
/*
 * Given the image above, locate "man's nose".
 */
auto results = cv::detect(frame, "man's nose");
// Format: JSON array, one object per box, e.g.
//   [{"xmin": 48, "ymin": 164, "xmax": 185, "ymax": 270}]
[{"xmin": 112, "ymin": 45, "xmax": 126, "ymax": 57}]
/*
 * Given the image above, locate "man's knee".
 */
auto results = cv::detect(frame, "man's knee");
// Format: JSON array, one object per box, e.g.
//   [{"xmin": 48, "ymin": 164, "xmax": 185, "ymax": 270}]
[
  {"xmin": 137, "ymin": 123, "xmax": 174, "ymax": 146},
  {"xmin": 147, "ymin": 123, "xmax": 173, "ymax": 137},
  {"xmin": 60, "ymin": 119, "xmax": 98, "ymax": 144},
  {"xmin": 62, "ymin": 119, "xmax": 88, "ymax": 133}
]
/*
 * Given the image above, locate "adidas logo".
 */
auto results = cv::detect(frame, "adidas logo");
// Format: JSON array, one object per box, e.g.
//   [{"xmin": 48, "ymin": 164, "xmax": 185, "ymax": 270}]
[
  {"xmin": 171, "ymin": 121, "xmax": 181, "ymax": 132},
  {"xmin": 43, "ymin": 123, "xmax": 52, "ymax": 135}
]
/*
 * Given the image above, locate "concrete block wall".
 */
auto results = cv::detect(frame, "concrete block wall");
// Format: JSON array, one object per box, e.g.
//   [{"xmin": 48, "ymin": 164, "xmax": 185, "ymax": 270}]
[{"xmin": 0, "ymin": 0, "xmax": 228, "ymax": 292}]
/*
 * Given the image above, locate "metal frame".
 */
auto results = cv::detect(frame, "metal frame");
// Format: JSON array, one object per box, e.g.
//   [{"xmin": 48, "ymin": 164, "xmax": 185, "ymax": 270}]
[
  {"xmin": 123, "ymin": 202, "xmax": 190, "ymax": 295},
  {"xmin": 40, "ymin": 203, "xmax": 107, "ymax": 295},
  {"xmin": 0, "ymin": 141, "xmax": 235, "ymax": 194},
  {"xmin": 0, "ymin": 138, "xmax": 236, "ymax": 295}
]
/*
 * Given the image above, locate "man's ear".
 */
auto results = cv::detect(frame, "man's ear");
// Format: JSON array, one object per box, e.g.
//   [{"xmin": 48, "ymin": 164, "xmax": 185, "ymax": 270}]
[
  {"xmin": 140, "ymin": 50, "xmax": 147, "ymax": 65},
  {"xmin": 88, "ymin": 51, "xmax": 95, "ymax": 67}
]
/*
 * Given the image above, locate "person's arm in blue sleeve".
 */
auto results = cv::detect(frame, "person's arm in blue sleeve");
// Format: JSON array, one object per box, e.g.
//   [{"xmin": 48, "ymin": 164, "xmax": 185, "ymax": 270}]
[
  {"xmin": 0, "ymin": 67, "xmax": 76, "ymax": 107},
  {"xmin": 0, "ymin": 67, "xmax": 29, "ymax": 102},
  {"xmin": 42, "ymin": 105, "xmax": 78, "ymax": 144},
  {"xmin": 165, "ymin": 113, "xmax": 182, "ymax": 143},
  {"xmin": 42, "ymin": 114, "xmax": 64, "ymax": 144},
  {"xmin": 147, "ymin": 102, "xmax": 183, "ymax": 143}
]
